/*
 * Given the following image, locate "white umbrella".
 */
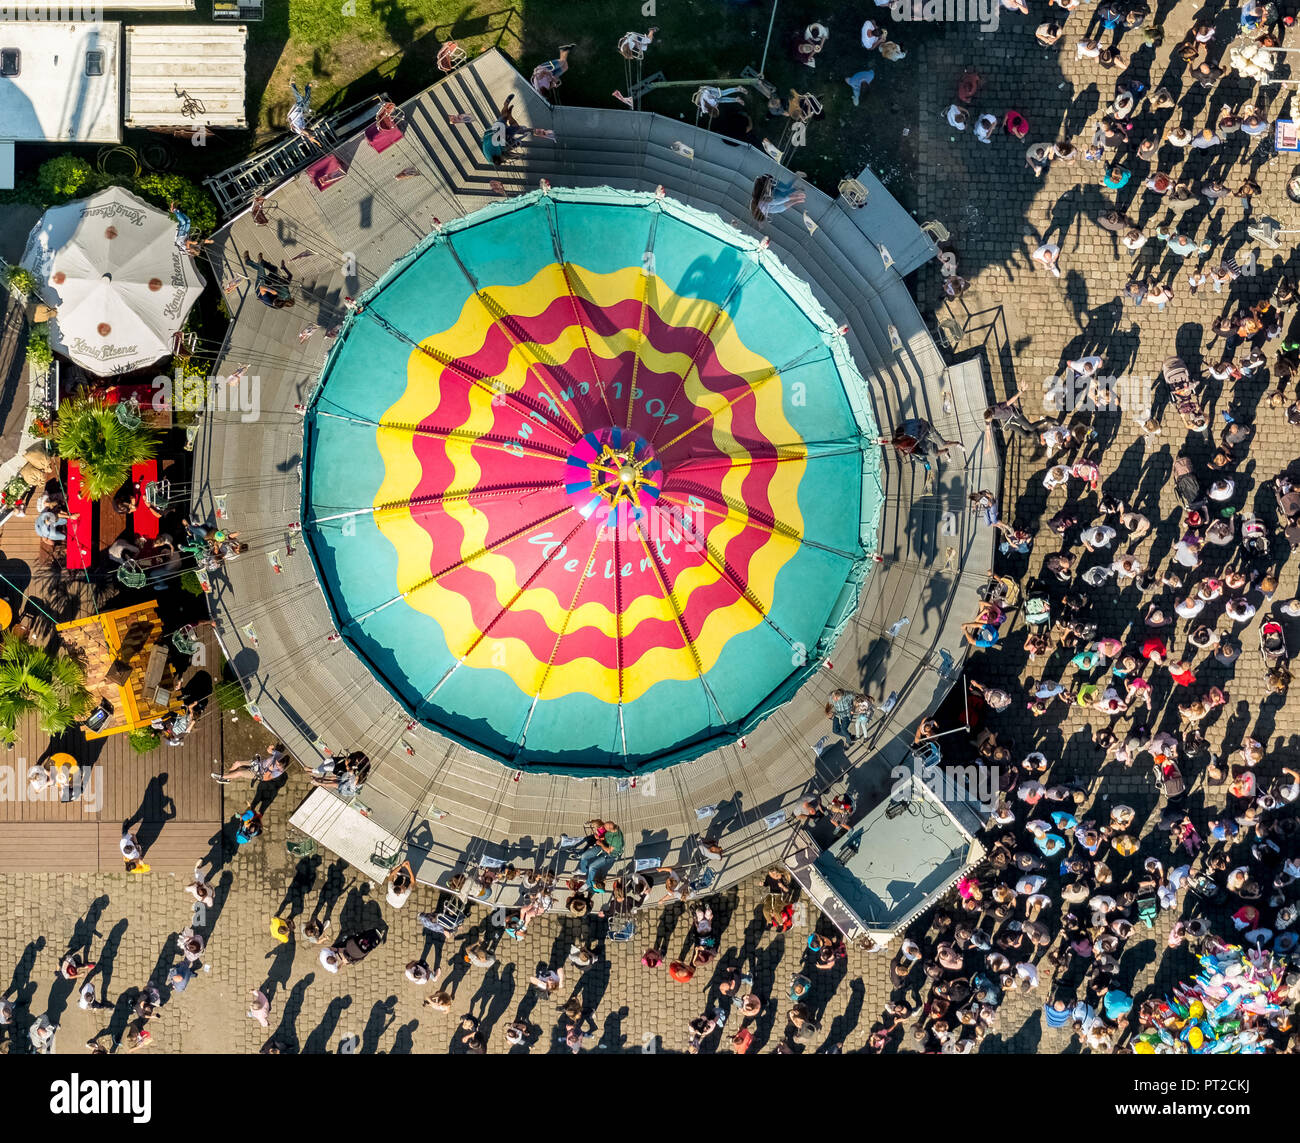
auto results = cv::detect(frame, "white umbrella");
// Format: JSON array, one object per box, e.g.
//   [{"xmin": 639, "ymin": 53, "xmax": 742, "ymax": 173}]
[{"xmin": 21, "ymin": 186, "xmax": 205, "ymax": 376}]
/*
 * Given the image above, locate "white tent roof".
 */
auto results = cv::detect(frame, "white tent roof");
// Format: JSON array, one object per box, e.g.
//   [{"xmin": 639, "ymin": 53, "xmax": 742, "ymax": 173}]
[
  {"xmin": 0, "ymin": 22, "xmax": 121, "ymax": 145},
  {"xmin": 125, "ymin": 24, "xmax": 247, "ymax": 128},
  {"xmin": 21, "ymin": 186, "xmax": 205, "ymax": 376}
]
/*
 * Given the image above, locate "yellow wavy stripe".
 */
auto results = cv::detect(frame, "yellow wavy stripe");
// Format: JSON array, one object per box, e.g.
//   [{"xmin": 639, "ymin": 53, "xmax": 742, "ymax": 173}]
[{"xmin": 373, "ymin": 263, "xmax": 806, "ymax": 702}]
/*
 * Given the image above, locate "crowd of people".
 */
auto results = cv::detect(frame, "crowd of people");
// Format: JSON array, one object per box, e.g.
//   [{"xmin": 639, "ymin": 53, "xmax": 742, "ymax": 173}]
[{"xmin": 867, "ymin": 168, "xmax": 1300, "ymax": 1052}]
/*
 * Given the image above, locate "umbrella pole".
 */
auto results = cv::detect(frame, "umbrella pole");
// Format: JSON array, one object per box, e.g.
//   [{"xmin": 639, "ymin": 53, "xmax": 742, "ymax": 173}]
[{"xmin": 759, "ymin": 0, "xmax": 780, "ymax": 77}]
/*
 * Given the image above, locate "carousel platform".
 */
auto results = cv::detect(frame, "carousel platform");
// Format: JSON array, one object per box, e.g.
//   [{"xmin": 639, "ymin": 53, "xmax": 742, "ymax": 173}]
[{"xmin": 194, "ymin": 50, "xmax": 997, "ymax": 931}]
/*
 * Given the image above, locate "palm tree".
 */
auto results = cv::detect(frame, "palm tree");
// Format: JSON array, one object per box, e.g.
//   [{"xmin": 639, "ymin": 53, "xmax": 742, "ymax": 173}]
[
  {"xmin": 52, "ymin": 396, "xmax": 157, "ymax": 501},
  {"xmin": 0, "ymin": 635, "xmax": 92, "ymax": 744}
]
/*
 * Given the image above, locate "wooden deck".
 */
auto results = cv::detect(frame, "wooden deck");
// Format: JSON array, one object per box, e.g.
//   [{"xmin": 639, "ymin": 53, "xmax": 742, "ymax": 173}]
[{"xmin": 0, "ymin": 504, "xmax": 224, "ymax": 870}]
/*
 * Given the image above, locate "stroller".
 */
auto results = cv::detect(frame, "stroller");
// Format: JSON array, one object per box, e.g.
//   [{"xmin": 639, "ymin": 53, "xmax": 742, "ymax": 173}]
[
  {"xmin": 338, "ymin": 928, "xmax": 383, "ymax": 964},
  {"xmin": 1023, "ymin": 591, "xmax": 1052, "ymax": 630},
  {"xmin": 1240, "ymin": 512, "xmax": 1270, "ymax": 560},
  {"xmin": 1153, "ymin": 758, "xmax": 1185, "ymax": 799},
  {"xmin": 1187, "ymin": 873, "xmax": 1225, "ymax": 904},
  {"xmin": 1163, "ymin": 357, "xmax": 1208, "ymax": 433},
  {"xmin": 1276, "ymin": 477, "xmax": 1300, "ymax": 526},
  {"xmin": 1136, "ymin": 877, "xmax": 1160, "ymax": 929},
  {"xmin": 981, "ymin": 572, "xmax": 1020, "ymax": 610},
  {"xmin": 1261, "ymin": 620, "xmax": 1288, "ymax": 668},
  {"xmin": 1172, "ymin": 455, "xmax": 1202, "ymax": 508}
]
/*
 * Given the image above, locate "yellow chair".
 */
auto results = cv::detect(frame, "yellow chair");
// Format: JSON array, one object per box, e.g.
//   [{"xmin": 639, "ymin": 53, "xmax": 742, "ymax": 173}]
[{"xmin": 51, "ymin": 755, "xmax": 79, "ymax": 792}]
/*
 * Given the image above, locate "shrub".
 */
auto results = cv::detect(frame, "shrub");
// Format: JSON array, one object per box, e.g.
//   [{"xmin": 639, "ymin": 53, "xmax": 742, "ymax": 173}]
[
  {"xmin": 25, "ymin": 324, "xmax": 53, "ymax": 370},
  {"xmin": 135, "ymin": 172, "xmax": 218, "ymax": 236},
  {"xmin": 180, "ymin": 570, "xmax": 204, "ymax": 596},
  {"xmin": 37, "ymin": 155, "xmax": 92, "ymax": 200},
  {"xmin": 5, "ymin": 265, "xmax": 40, "ymax": 297},
  {"xmin": 129, "ymin": 727, "xmax": 161, "ymax": 753}
]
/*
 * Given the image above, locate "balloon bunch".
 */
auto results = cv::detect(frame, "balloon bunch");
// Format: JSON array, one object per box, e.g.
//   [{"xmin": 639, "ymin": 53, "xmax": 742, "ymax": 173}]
[
  {"xmin": 1133, "ymin": 942, "xmax": 1291, "ymax": 1054},
  {"xmin": 1227, "ymin": 38, "xmax": 1277, "ymax": 82}
]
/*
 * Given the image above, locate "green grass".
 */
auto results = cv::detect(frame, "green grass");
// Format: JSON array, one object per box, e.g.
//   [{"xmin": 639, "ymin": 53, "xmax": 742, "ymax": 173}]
[
  {"xmin": 239, "ymin": 0, "xmax": 928, "ymax": 199},
  {"xmin": 11, "ymin": 4, "xmax": 926, "ymax": 224}
]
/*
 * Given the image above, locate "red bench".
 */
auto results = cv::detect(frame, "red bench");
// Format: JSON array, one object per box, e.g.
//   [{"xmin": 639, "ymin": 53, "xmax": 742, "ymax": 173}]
[
  {"xmin": 307, "ymin": 154, "xmax": 348, "ymax": 191},
  {"xmin": 132, "ymin": 460, "xmax": 160, "ymax": 540},
  {"xmin": 365, "ymin": 123, "xmax": 404, "ymax": 154},
  {"xmin": 65, "ymin": 462, "xmax": 93, "ymax": 571}
]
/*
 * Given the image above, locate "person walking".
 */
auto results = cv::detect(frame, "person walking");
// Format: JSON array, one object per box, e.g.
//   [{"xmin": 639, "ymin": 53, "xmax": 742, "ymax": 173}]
[{"xmin": 29, "ymin": 1014, "xmax": 57, "ymax": 1054}]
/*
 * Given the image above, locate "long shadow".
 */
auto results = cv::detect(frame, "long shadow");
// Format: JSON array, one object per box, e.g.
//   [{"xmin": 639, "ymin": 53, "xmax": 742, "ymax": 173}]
[
  {"xmin": 147, "ymin": 936, "xmax": 179, "ymax": 995},
  {"xmin": 360, "ymin": 995, "xmax": 397, "ymax": 1054},
  {"xmin": 250, "ymin": 772, "xmax": 291, "ymax": 816},
  {"xmin": 337, "ymin": 882, "xmax": 385, "ymax": 936},
  {"xmin": 478, "ymin": 962, "xmax": 516, "ymax": 1038},
  {"xmin": 266, "ymin": 973, "xmax": 314, "ymax": 1054},
  {"xmin": 819, "ymin": 977, "xmax": 865, "ymax": 1052},
  {"xmin": 597, "ymin": 1005, "xmax": 629, "ymax": 1052},
  {"xmin": 206, "ymin": 871, "xmax": 236, "ymax": 939},
  {"xmin": 96, "ymin": 918, "xmax": 129, "ymax": 999},
  {"xmin": 390, "ymin": 1020, "xmax": 419, "ymax": 1054},
  {"xmin": 260, "ymin": 940, "xmax": 296, "ymax": 1005},
  {"xmin": 302, "ymin": 994, "xmax": 352, "ymax": 1054},
  {"xmin": 130, "ymin": 777, "xmax": 177, "ymax": 853},
  {"xmin": 66, "ymin": 895, "xmax": 109, "ymax": 958},
  {"xmin": 311, "ymin": 857, "xmax": 351, "ymax": 927},
  {"xmin": 4, "ymin": 937, "xmax": 44, "ymax": 1003},
  {"xmin": 568, "ymin": 959, "xmax": 611, "ymax": 1016},
  {"xmin": 275, "ymin": 854, "xmax": 322, "ymax": 923}
]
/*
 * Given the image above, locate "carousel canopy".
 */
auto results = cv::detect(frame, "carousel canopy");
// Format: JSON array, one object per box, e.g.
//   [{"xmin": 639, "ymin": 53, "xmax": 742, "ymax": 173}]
[
  {"xmin": 303, "ymin": 187, "xmax": 882, "ymax": 774},
  {"xmin": 21, "ymin": 186, "xmax": 204, "ymax": 376}
]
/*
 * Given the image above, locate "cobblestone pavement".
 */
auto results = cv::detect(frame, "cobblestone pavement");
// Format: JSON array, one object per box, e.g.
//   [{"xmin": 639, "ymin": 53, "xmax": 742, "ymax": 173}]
[
  {"xmin": 3, "ymin": 4, "xmax": 1298, "ymax": 1054},
  {"xmin": 0, "ymin": 764, "xmax": 905, "ymax": 1055},
  {"xmin": 0, "ymin": 761, "xmax": 1196, "ymax": 1055}
]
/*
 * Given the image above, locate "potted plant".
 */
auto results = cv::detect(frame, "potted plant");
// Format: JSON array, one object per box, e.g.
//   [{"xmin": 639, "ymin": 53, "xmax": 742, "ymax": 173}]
[
  {"xmin": 25, "ymin": 324, "xmax": 54, "ymax": 372},
  {"xmin": 51, "ymin": 396, "xmax": 158, "ymax": 500},
  {"xmin": 4, "ymin": 264, "xmax": 40, "ymax": 302},
  {"xmin": 0, "ymin": 634, "xmax": 92, "ymax": 744}
]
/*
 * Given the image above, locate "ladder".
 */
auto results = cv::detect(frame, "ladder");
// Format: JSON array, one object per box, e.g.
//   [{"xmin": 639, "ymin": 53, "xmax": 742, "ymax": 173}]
[{"xmin": 203, "ymin": 95, "xmax": 389, "ymax": 218}]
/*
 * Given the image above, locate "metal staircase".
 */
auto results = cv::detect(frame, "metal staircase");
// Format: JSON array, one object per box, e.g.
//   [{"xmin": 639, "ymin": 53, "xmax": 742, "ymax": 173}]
[{"xmin": 203, "ymin": 95, "xmax": 389, "ymax": 218}]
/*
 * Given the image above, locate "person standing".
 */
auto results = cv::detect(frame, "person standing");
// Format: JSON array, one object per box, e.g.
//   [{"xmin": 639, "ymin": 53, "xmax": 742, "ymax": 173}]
[
  {"xmin": 29, "ymin": 1014, "xmax": 57, "ymax": 1054},
  {"xmin": 825, "ymin": 688, "xmax": 856, "ymax": 740},
  {"xmin": 58, "ymin": 952, "xmax": 95, "ymax": 982},
  {"xmin": 120, "ymin": 825, "xmax": 149, "ymax": 873}
]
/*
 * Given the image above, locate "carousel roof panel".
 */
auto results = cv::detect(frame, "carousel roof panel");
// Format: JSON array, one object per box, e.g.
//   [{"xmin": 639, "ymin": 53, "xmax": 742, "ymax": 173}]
[{"xmin": 300, "ymin": 188, "xmax": 880, "ymax": 775}]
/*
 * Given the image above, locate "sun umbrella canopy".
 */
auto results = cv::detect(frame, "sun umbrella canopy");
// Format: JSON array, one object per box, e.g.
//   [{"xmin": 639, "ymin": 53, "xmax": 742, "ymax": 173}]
[
  {"xmin": 21, "ymin": 186, "xmax": 205, "ymax": 376},
  {"xmin": 303, "ymin": 188, "xmax": 883, "ymax": 775}
]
